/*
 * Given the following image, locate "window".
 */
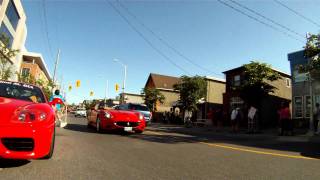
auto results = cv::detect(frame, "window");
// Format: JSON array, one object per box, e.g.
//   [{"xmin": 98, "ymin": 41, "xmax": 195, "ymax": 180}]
[
  {"xmin": 294, "ymin": 96, "xmax": 303, "ymax": 118},
  {"xmin": 5, "ymin": 0, "xmax": 20, "ymax": 30},
  {"xmin": 230, "ymin": 97, "xmax": 244, "ymax": 110},
  {"xmin": 0, "ymin": 23, "xmax": 13, "ymax": 46},
  {"xmin": 305, "ymin": 96, "xmax": 311, "ymax": 118},
  {"xmin": 233, "ymin": 75, "xmax": 241, "ymax": 86},
  {"xmin": 21, "ymin": 68, "xmax": 30, "ymax": 76},
  {"xmin": 286, "ymin": 78, "xmax": 291, "ymax": 87}
]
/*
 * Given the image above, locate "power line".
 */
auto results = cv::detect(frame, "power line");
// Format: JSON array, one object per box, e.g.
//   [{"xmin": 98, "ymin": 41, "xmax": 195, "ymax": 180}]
[
  {"xmin": 106, "ymin": 1, "xmax": 191, "ymax": 75},
  {"xmin": 229, "ymin": 0, "xmax": 305, "ymax": 39},
  {"xmin": 216, "ymin": 0, "xmax": 305, "ymax": 43},
  {"xmin": 273, "ymin": 0, "xmax": 320, "ymax": 28},
  {"xmin": 42, "ymin": 0, "xmax": 55, "ymax": 60},
  {"xmin": 116, "ymin": 0, "xmax": 222, "ymax": 77}
]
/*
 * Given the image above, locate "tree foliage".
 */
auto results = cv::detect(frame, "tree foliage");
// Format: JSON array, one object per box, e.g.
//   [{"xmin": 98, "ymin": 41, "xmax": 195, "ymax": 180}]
[
  {"xmin": 173, "ymin": 75, "xmax": 206, "ymax": 112},
  {"xmin": 238, "ymin": 61, "xmax": 281, "ymax": 106},
  {"xmin": 0, "ymin": 33, "xmax": 19, "ymax": 80},
  {"xmin": 299, "ymin": 33, "xmax": 320, "ymax": 77},
  {"xmin": 142, "ymin": 87, "xmax": 165, "ymax": 112}
]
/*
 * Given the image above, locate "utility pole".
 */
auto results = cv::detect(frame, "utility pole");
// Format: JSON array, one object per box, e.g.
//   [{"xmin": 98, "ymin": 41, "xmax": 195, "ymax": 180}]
[
  {"xmin": 105, "ymin": 80, "xmax": 109, "ymax": 104},
  {"xmin": 308, "ymin": 73, "xmax": 314, "ymax": 135},
  {"xmin": 52, "ymin": 49, "xmax": 60, "ymax": 85}
]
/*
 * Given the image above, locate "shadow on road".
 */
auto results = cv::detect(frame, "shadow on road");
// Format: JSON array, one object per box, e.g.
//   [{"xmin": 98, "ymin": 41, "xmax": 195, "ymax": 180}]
[
  {"xmin": 128, "ymin": 125, "xmax": 320, "ymax": 160},
  {"xmin": 0, "ymin": 159, "xmax": 30, "ymax": 168},
  {"xmin": 64, "ymin": 123, "xmax": 97, "ymax": 134}
]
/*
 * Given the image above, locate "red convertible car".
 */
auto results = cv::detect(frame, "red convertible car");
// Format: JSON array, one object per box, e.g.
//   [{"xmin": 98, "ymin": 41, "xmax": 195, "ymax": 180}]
[
  {"xmin": 87, "ymin": 101, "xmax": 146, "ymax": 133},
  {"xmin": 0, "ymin": 80, "xmax": 55, "ymax": 159}
]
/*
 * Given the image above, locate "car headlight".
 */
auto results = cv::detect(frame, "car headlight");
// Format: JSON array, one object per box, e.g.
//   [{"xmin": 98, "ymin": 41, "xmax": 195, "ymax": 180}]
[
  {"xmin": 139, "ymin": 114, "xmax": 144, "ymax": 120},
  {"xmin": 105, "ymin": 112, "xmax": 111, "ymax": 119}
]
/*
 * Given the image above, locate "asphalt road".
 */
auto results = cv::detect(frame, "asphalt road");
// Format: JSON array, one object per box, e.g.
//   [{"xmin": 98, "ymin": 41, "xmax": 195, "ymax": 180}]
[{"xmin": 1, "ymin": 115, "xmax": 320, "ymax": 180}]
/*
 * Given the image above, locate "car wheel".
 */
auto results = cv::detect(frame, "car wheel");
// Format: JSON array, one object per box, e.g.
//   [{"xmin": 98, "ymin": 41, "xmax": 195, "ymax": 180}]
[
  {"xmin": 96, "ymin": 118, "xmax": 101, "ymax": 133},
  {"xmin": 42, "ymin": 127, "xmax": 55, "ymax": 159},
  {"xmin": 135, "ymin": 130, "xmax": 143, "ymax": 134}
]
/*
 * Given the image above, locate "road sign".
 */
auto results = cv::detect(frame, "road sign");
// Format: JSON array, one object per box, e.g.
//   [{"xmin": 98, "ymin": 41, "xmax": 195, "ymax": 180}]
[
  {"xmin": 90, "ymin": 91, "xmax": 94, "ymax": 96},
  {"xmin": 115, "ymin": 84, "xmax": 119, "ymax": 92},
  {"xmin": 68, "ymin": 85, "xmax": 72, "ymax": 91}
]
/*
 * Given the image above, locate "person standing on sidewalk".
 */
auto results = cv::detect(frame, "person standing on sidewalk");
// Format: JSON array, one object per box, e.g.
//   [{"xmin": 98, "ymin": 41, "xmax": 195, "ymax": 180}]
[
  {"xmin": 314, "ymin": 103, "xmax": 320, "ymax": 134},
  {"xmin": 230, "ymin": 107, "xmax": 239, "ymax": 133},
  {"xmin": 247, "ymin": 106, "xmax": 257, "ymax": 134},
  {"xmin": 279, "ymin": 102, "xmax": 292, "ymax": 136}
]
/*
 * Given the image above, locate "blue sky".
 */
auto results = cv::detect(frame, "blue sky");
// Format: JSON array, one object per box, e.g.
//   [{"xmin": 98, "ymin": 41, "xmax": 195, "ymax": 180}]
[{"xmin": 22, "ymin": 0, "xmax": 320, "ymax": 104}]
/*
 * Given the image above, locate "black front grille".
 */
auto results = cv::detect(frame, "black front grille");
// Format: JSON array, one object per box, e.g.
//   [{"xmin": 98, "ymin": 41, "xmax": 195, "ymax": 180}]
[
  {"xmin": 116, "ymin": 122, "xmax": 139, "ymax": 127},
  {"xmin": 1, "ymin": 138, "xmax": 34, "ymax": 152}
]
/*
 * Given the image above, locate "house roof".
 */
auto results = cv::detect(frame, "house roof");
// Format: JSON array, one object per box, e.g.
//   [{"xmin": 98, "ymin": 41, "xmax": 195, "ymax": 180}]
[
  {"xmin": 223, "ymin": 65, "xmax": 291, "ymax": 78},
  {"xmin": 21, "ymin": 52, "xmax": 51, "ymax": 81},
  {"xmin": 145, "ymin": 73, "xmax": 180, "ymax": 89}
]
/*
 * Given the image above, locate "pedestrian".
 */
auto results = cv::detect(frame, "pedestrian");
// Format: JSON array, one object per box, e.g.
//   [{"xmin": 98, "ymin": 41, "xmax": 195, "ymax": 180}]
[
  {"xmin": 278, "ymin": 102, "xmax": 292, "ymax": 136},
  {"xmin": 207, "ymin": 108, "xmax": 214, "ymax": 127},
  {"xmin": 49, "ymin": 89, "xmax": 66, "ymax": 127},
  {"xmin": 215, "ymin": 108, "xmax": 223, "ymax": 132},
  {"xmin": 247, "ymin": 105, "xmax": 257, "ymax": 134},
  {"xmin": 230, "ymin": 107, "xmax": 239, "ymax": 133},
  {"xmin": 313, "ymin": 103, "xmax": 320, "ymax": 134}
]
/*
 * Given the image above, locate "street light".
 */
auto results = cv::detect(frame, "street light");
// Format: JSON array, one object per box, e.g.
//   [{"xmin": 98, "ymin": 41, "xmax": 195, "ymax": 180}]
[{"xmin": 113, "ymin": 59, "xmax": 127, "ymax": 104}]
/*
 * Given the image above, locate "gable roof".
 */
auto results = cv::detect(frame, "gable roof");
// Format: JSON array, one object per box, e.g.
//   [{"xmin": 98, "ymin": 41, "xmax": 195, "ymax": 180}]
[{"xmin": 145, "ymin": 73, "xmax": 180, "ymax": 90}]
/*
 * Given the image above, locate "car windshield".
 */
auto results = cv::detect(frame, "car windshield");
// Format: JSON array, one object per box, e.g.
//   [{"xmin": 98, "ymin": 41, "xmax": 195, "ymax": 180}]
[
  {"xmin": 0, "ymin": 81, "xmax": 46, "ymax": 103},
  {"xmin": 129, "ymin": 104, "xmax": 149, "ymax": 111}
]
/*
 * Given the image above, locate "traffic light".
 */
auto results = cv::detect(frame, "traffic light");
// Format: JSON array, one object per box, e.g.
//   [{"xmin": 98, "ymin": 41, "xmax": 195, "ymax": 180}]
[
  {"xmin": 90, "ymin": 91, "xmax": 94, "ymax": 96},
  {"xmin": 76, "ymin": 80, "xmax": 81, "ymax": 88},
  {"xmin": 115, "ymin": 84, "xmax": 119, "ymax": 92},
  {"xmin": 68, "ymin": 85, "xmax": 72, "ymax": 91}
]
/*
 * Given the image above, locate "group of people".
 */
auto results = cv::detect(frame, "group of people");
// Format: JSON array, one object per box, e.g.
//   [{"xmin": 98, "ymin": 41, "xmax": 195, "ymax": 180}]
[
  {"xmin": 230, "ymin": 105, "xmax": 259, "ymax": 134},
  {"xmin": 49, "ymin": 89, "xmax": 67, "ymax": 128}
]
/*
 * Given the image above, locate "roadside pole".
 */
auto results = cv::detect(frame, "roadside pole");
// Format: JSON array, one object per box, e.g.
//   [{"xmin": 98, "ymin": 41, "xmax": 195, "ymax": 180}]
[{"xmin": 52, "ymin": 49, "xmax": 60, "ymax": 85}]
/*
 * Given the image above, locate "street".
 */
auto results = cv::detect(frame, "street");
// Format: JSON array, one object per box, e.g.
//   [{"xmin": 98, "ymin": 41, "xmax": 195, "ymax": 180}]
[{"xmin": 1, "ymin": 115, "xmax": 320, "ymax": 180}]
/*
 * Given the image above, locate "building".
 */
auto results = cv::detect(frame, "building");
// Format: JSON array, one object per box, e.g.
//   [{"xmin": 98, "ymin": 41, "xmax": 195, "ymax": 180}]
[
  {"xmin": 223, "ymin": 66, "xmax": 292, "ymax": 128},
  {"xmin": 120, "ymin": 92, "xmax": 144, "ymax": 104},
  {"xmin": 20, "ymin": 52, "xmax": 51, "ymax": 84},
  {"xmin": 144, "ymin": 73, "xmax": 180, "ymax": 112},
  {"xmin": 196, "ymin": 76, "xmax": 226, "ymax": 120},
  {"xmin": 288, "ymin": 50, "xmax": 320, "ymax": 126},
  {"xmin": 0, "ymin": 0, "xmax": 27, "ymax": 80},
  {"xmin": 144, "ymin": 73, "xmax": 226, "ymax": 122}
]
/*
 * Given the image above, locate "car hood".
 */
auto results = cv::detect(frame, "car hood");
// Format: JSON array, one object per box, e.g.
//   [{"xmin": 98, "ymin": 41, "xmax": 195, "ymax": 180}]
[
  {"xmin": 0, "ymin": 97, "xmax": 34, "ymax": 123},
  {"xmin": 107, "ymin": 110, "xmax": 140, "ymax": 121}
]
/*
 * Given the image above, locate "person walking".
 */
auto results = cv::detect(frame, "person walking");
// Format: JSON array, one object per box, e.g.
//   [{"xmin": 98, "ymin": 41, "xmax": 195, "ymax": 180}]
[
  {"xmin": 49, "ymin": 89, "xmax": 66, "ymax": 128},
  {"xmin": 314, "ymin": 103, "xmax": 320, "ymax": 134},
  {"xmin": 278, "ymin": 102, "xmax": 292, "ymax": 136},
  {"xmin": 230, "ymin": 107, "xmax": 239, "ymax": 133},
  {"xmin": 247, "ymin": 106, "xmax": 257, "ymax": 134}
]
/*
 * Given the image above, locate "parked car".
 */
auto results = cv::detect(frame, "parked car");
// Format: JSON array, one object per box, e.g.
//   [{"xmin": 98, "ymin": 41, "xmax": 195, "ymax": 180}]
[
  {"xmin": 75, "ymin": 107, "xmax": 86, "ymax": 117},
  {"xmin": 116, "ymin": 103, "xmax": 152, "ymax": 125},
  {"xmin": 87, "ymin": 101, "xmax": 146, "ymax": 133},
  {"xmin": 0, "ymin": 80, "xmax": 55, "ymax": 159}
]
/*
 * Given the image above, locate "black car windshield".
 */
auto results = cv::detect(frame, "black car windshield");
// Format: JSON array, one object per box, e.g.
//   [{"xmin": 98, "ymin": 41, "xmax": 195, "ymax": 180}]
[
  {"xmin": 0, "ymin": 81, "xmax": 46, "ymax": 103},
  {"xmin": 129, "ymin": 104, "xmax": 149, "ymax": 111}
]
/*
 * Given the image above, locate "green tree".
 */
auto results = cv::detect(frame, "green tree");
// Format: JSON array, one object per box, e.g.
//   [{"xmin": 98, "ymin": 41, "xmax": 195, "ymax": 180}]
[
  {"xmin": 299, "ymin": 33, "xmax": 320, "ymax": 77},
  {"xmin": 238, "ymin": 61, "xmax": 281, "ymax": 106},
  {"xmin": 173, "ymin": 75, "xmax": 207, "ymax": 112},
  {"xmin": 142, "ymin": 87, "xmax": 165, "ymax": 112},
  {"xmin": 0, "ymin": 33, "xmax": 19, "ymax": 80}
]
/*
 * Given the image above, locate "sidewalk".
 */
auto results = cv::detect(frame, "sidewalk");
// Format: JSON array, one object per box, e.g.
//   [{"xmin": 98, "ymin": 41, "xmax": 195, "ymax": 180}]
[{"xmin": 148, "ymin": 123, "xmax": 320, "ymax": 143}]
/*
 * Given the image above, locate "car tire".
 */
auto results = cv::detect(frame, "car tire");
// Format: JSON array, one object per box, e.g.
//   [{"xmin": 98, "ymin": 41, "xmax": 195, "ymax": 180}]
[
  {"xmin": 96, "ymin": 118, "xmax": 101, "ymax": 133},
  {"xmin": 135, "ymin": 130, "xmax": 143, "ymax": 134},
  {"xmin": 42, "ymin": 127, "xmax": 55, "ymax": 159}
]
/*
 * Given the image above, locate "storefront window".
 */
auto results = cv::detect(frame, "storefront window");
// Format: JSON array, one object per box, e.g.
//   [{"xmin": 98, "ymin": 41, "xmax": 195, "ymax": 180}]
[
  {"xmin": 305, "ymin": 96, "xmax": 311, "ymax": 118},
  {"xmin": 294, "ymin": 96, "xmax": 303, "ymax": 118}
]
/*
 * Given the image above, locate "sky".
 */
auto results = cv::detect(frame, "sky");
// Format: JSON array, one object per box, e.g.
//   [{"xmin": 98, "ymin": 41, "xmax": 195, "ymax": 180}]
[{"xmin": 22, "ymin": 0, "xmax": 320, "ymax": 104}]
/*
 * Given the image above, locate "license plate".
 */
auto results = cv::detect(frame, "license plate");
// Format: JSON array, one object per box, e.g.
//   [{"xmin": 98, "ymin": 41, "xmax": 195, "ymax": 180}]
[{"xmin": 124, "ymin": 127, "xmax": 133, "ymax": 131}]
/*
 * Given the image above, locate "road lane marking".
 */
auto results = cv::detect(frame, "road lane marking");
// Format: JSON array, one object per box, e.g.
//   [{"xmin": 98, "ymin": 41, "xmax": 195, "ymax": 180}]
[
  {"xmin": 200, "ymin": 142, "xmax": 318, "ymax": 160},
  {"xmin": 145, "ymin": 130, "xmax": 318, "ymax": 160}
]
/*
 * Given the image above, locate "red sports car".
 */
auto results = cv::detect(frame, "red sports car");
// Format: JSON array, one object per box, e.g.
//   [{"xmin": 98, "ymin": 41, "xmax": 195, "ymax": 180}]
[
  {"xmin": 87, "ymin": 101, "xmax": 146, "ymax": 133},
  {"xmin": 0, "ymin": 80, "xmax": 55, "ymax": 159}
]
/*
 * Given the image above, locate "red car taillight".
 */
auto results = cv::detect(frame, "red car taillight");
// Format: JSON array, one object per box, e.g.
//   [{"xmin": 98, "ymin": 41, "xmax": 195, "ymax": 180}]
[{"xmin": 18, "ymin": 110, "xmax": 47, "ymax": 122}]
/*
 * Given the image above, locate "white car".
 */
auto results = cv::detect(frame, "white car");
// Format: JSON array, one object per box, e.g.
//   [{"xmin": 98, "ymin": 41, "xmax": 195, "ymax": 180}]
[{"xmin": 75, "ymin": 108, "xmax": 87, "ymax": 117}]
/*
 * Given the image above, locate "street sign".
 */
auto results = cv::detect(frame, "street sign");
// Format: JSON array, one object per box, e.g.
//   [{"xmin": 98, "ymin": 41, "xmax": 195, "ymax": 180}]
[
  {"xmin": 68, "ymin": 85, "xmax": 72, "ymax": 91},
  {"xmin": 90, "ymin": 91, "xmax": 94, "ymax": 96}
]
